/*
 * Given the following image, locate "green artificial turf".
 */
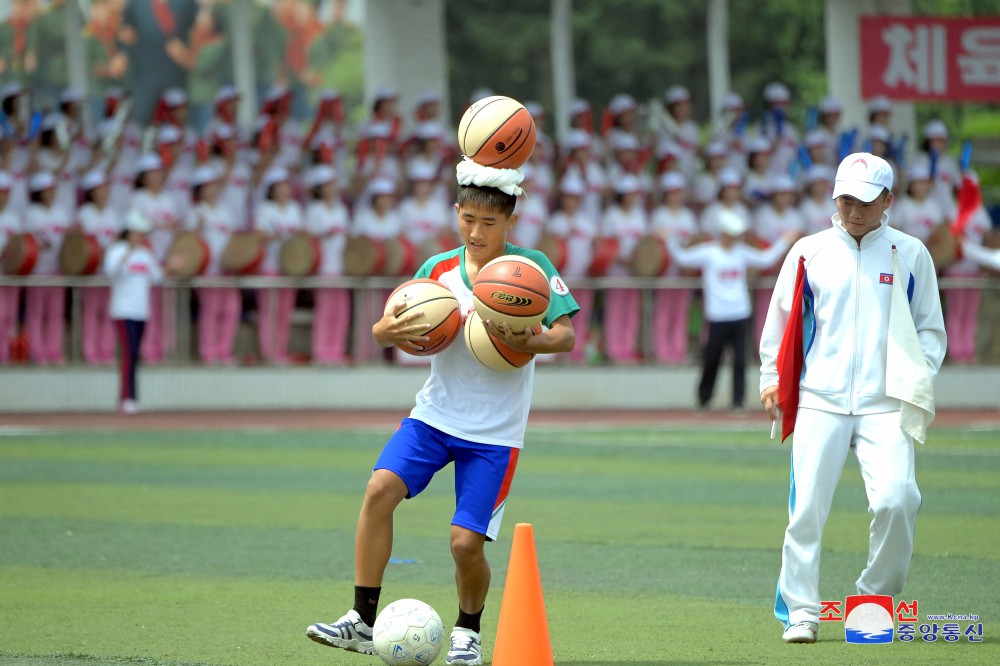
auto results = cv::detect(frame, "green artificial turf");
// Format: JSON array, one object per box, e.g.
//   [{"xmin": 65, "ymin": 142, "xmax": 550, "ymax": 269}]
[{"xmin": 0, "ymin": 424, "xmax": 996, "ymax": 665}]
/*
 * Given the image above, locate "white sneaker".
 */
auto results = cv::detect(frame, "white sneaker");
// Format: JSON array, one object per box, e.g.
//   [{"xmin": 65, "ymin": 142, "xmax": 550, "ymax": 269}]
[
  {"xmin": 120, "ymin": 399, "xmax": 139, "ymax": 415},
  {"xmin": 306, "ymin": 609, "xmax": 376, "ymax": 655},
  {"xmin": 446, "ymin": 627, "xmax": 482, "ymax": 665},
  {"xmin": 782, "ymin": 621, "xmax": 818, "ymax": 643}
]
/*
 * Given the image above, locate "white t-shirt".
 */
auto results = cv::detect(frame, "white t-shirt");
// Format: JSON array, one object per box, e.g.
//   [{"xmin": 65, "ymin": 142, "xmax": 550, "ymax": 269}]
[
  {"xmin": 353, "ymin": 207, "xmax": 402, "ymax": 240},
  {"xmin": 130, "ymin": 189, "xmax": 185, "ymax": 260},
  {"xmin": 667, "ymin": 238, "xmax": 790, "ymax": 322},
  {"xmin": 0, "ymin": 207, "xmax": 22, "ymax": 256},
  {"xmin": 547, "ymin": 209, "xmax": 600, "ymax": 279},
  {"xmin": 754, "ymin": 204, "xmax": 805, "ymax": 242},
  {"xmin": 186, "ymin": 201, "xmax": 238, "ymax": 276},
  {"xmin": 254, "ymin": 200, "xmax": 304, "ymax": 274},
  {"xmin": 799, "ymin": 197, "xmax": 837, "ymax": 235},
  {"xmin": 398, "ymin": 196, "xmax": 450, "ymax": 244},
  {"xmin": 408, "ymin": 244, "xmax": 579, "ymax": 447},
  {"xmin": 701, "ymin": 201, "xmax": 751, "ymax": 239},
  {"xmin": 103, "ymin": 241, "xmax": 163, "ymax": 320},
  {"xmin": 650, "ymin": 205, "xmax": 699, "ymax": 276},
  {"xmin": 25, "ymin": 203, "xmax": 71, "ymax": 275},
  {"xmin": 510, "ymin": 194, "xmax": 548, "ymax": 250},
  {"xmin": 304, "ymin": 200, "xmax": 351, "ymax": 276},
  {"xmin": 892, "ymin": 196, "xmax": 947, "ymax": 243},
  {"xmin": 602, "ymin": 204, "xmax": 648, "ymax": 276},
  {"xmin": 78, "ymin": 203, "xmax": 120, "ymax": 249}
]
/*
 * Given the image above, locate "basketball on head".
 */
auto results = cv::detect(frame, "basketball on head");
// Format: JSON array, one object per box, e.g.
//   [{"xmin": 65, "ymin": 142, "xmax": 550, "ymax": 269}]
[{"xmin": 457, "ymin": 95, "xmax": 536, "ymax": 170}]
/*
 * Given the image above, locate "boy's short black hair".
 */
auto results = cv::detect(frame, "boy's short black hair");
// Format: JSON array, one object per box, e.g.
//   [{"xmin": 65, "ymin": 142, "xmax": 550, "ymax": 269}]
[{"xmin": 456, "ymin": 184, "xmax": 516, "ymax": 218}]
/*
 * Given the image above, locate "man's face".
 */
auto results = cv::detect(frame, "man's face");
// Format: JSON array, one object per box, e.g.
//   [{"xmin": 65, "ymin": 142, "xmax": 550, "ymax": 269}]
[
  {"xmin": 835, "ymin": 191, "xmax": 893, "ymax": 240},
  {"xmin": 456, "ymin": 202, "xmax": 514, "ymax": 264}
]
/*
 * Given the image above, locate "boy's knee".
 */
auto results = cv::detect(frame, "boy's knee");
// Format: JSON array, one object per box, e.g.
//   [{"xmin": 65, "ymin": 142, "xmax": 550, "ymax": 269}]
[
  {"xmin": 873, "ymin": 483, "xmax": 921, "ymax": 518},
  {"xmin": 450, "ymin": 529, "xmax": 485, "ymax": 564},
  {"xmin": 363, "ymin": 470, "xmax": 407, "ymax": 507}
]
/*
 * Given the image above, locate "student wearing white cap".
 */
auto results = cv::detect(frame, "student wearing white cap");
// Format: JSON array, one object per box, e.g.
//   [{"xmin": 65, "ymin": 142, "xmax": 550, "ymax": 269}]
[
  {"xmin": 205, "ymin": 123, "xmax": 252, "ymax": 231},
  {"xmin": 399, "ymin": 160, "xmax": 450, "ymax": 247},
  {"xmin": 667, "ymin": 209, "xmax": 793, "ymax": 409},
  {"xmin": 34, "ymin": 113, "xmax": 81, "ymax": 215},
  {"xmin": 24, "ymin": 172, "xmax": 69, "ymax": 364},
  {"xmin": 742, "ymin": 136, "xmax": 773, "ymax": 207},
  {"xmin": 691, "ymin": 140, "xmax": 730, "ymax": 210},
  {"xmin": 760, "ymin": 153, "xmax": 945, "ymax": 644},
  {"xmin": 77, "ymin": 170, "xmax": 120, "ymax": 365},
  {"xmin": 941, "ymin": 172, "xmax": 993, "ymax": 364},
  {"xmin": 559, "ymin": 129, "xmax": 609, "ymax": 221},
  {"xmin": 892, "ymin": 164, "xmax": 947, "ymax": 242},
  {"xmin": 602, "ymin": 173, "xmax": 648, "ymax": 364},
  {"xmin": 304, "ymin": 165, "xmax": 352, "ymax": 366},
  {"xmin": 811, "ymin": 96, "xmax": 843, "ymax": 163},
  {"xmin": 509, "ymin": 163, "xmax": 548, "ymax": 251},
  {"xmin": 352, "ymin": 177, "xmax": 403, "ymax": 363},
  {"xmin": 912, "ymin": 120, "xmax": 960, "ymax": 216},
  {"xmin": 650, "ymin": 172, "xmax": 700, "ymax": 364},
  {"xmin": 701, "ymin": 167, "xmax": 752, "ymax": 240},
  {"xmin": 547, "ymin": 173, "xmax": 599, "ymax": 364},
  {"xmin": 656, "ymin": 85, "xmax": 700, "ymax": 178},
  {"xmin": 187, "ymin": 165, "xmax": 241, "ymax": 365},
  {"xmin": 103, "ymin": 212, "xmax": 165, "ymax": 414},
  {"xmin": 602, "ymin": 93, "xmax": 641, "ymax": 160},
  {"xmin": 128, "ymin": 153, "xmax": 182, "ymax": 363},
  {"xmin": 0, "ymin": 172, "xmax": 21, "ymax": 365},
  {"xmin": 759, "ymin": 82, "xmax": 801, "ymax": 178},
  {"xmin": 1, "ymin": 85, "xmax": 32, "ymax": 213},
  {"xmin": 751, "ymin": 174, "xmax": 805, "ymax": 350},
  {"xmin": 798, "ymin": 166, "xmax": 837, "ymax": 235},
  {"xmin": 254, "ymin": 166, "xmax": 303, "ymax": 364}
]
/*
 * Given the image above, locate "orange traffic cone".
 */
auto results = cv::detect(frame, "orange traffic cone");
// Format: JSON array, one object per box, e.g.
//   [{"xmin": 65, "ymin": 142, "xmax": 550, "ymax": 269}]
[{"xmin": 492, "ymin": 523, "xmax": 554, "ymax": 666}]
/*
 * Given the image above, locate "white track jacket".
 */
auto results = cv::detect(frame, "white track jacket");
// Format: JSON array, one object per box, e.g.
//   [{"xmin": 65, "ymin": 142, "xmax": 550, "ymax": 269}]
[{"xmin": 759, "ymin": 214, "xmax": 946, "ymax": 415}]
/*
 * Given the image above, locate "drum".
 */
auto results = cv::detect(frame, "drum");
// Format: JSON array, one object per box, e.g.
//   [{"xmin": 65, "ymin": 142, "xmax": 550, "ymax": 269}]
[
  {"xmin": 587, "ymin": 237, "xmax": 620, "ymax": 277},
  {"xmin": 926, "ymin": 223, "xmax": 959, "ymax": 272},
  {"xmin": 982, "ymin": 228, "xmax": 1000, "ymax": 278},
  {"xmin": 59, "ymin": 230, "xmax": 103, "ymax": 276},
  {"xmin": 536, "ymin": 233, "xmax": 567, "ymax": 272},
  {"xmin": 416, "ymin": 235, "xmax": 455, "ymax": 267},
  {"xmin": 221, "ymin": 232, "xmax": 264, "ymax": 275},
  {"xmin": 166, "ymin": 231, "xmax": 210, "ymax": 279},
  {"xmin": 383, "ymin": 236, "xmax": 417, "ymax": 276},
  {"xmin": 1, "ymin": 233, "xmax": 39, "ymax": 275},
  {"xmin": 630, "ymin": 234, "xmax": 670, "ymax": 277},
  {"xmin": 280, "ymin": 233, "xmax": 322, "ymax": 277},
  {"xmin": 343, "ymin": 236, "xmax": 386, "ymax": 277}
]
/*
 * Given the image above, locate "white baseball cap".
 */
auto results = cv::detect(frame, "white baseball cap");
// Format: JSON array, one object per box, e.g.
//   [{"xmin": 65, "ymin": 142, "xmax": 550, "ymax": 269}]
[
  {"xmin": 717, "ymin": 167, "xmax": 742, "ymax": 188},
  {"xmin": 906, "ymin": 163, "xmax": 931, "ymax": 182},
  {"xmin": 768, "ymin": 174, "xmax": 797, "ymax": 194},
  {"xmin": 867, "ymin": 124, "xmax": 891, "ymax": 144},
  {"xmin": 659, "ymin": 171, "xmax": 687, "ymax": 192},
  {"xmin": 263, "ymin": 166, "xmax": 291, "ymax": 188},
  {"xmin": 832, "ymin": 152, "xmax": 894, "ymax": 202},
  {"xmin": 413, "ymin": 121, "xmax": 445, "ymax": 141},
  {"xmin": 29, "ymin": 172, "xmax": 56, "ymax": 192},
  {"xmin": 804, "ymin": 130, "xmax": 827, "ymax": 148},
  {"xmin": 406, "ymin": 159, "xmax": 437, "ymax": 182},
  {"xmin": 804, "ymin": 165, "xmax": 834, "ymax": 184},
  {"xmin": 717, "ymin": 209, "xmax": 748, "ymax": 236},
  {"xmin": 764, "ymin": 82, "xmax": 791, "ymax": 104},
  {"xmin": 720, "ymin": 92, "xmax": 744, "ymax": 112},
  {"xmin": 569, "ymin": 98, "xmax": 590, "ymax": 116},
  {"xmin": 135, "ymin": 153, "xmax": 164, "ymax": 174},
  {"xmin": 704, "ymin": 140, "xmax": 727, "ymax": 158},
  {"xmin": 369, "ymin": 177, "xmax": 397, "ymax": 196},
  {"xmin": 562, "ymin": 129, "xmax": 591, "ymax": 152},
  {"xmin": 613, "ymin": 174, "xmax": 644, "ymax": 195},
  {"xmin": 0, "ymin": 171, "xmax": 13, "ymax": 190},
  {"xmin": 610, "ymin": 132, "xmax": 640, "ymax": 152},
  {"xmin": 665, "ymin": 85, "xmax": 691, "ymax": 105},
  {"xmin": 746, "ymin": 136, "xmax": 772, "ymax": 154},
  {"xmin": 156, "ymin": 124, "xmax": 182, "ymax": 145},
  {"xmin": 469, "ymin": 88, "xmax": 495, "ymax": 104},
  {"xmin": 191, "ymin": 165, "xmax": 222, "ymax": 187},
  {"xmin": 161, "ymin": 87, "xmax": 188, "ymax": 108},
  {"xmin": 214, "ymin": 85, "xmax": 240, "ymax": 104},
  {"xmin": 59, "ymin": 86, "xmax": 85, "ymax": 104},
  {"xmin": 818, "ymin": 96, "xmax": 842, "ymax": 114},
  {"xmin": 655, "ymin": 138, "xmax": 682, "ymax": 160},
  {"xmin": 306, "ymin": 165, "xmax": 338, "ymax": 188},
  {"xmin": 923, "ymin": 119, "xmax": 948, "ymax": 140},
  {"xmin": 608, "ymin": 93, "xmax": 637, "ymax": 116},
  {"xmin": 125, "ymin": 210, "xmax": 153, "ymax": 233},
  {"xmin": 80, "ymin": 169, "xmax": 107, "ymax": 191},
  {"xmin": 867, "ymin": 95, "xmax": 892, "ymax": 114},
  {"xmin": 1, "ymin": 82, "xmax": 24, "ymax": 100},
  {"xmin": 524, "ymin": 101, "xmax": 544, "ymax": 119}
]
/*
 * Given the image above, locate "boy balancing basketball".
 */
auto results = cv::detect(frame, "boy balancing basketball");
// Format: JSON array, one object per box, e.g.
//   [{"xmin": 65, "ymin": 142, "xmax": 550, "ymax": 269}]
[{"xmin": 307, "ymin": 158, "xmax": 578, "ymax": 665}]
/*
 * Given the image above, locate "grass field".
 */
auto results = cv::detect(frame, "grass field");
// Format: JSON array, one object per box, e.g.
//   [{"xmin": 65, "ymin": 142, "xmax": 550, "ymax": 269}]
[{"xmin": 0, "ymin": 420, "xmax": 997, "ymax": 665}]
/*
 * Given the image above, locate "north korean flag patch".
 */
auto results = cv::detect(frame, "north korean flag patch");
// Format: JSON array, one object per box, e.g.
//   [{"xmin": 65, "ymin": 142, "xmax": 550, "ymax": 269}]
[{"xmin": 879, "ymin": 273, "xmax": 894, "ymax": 285}]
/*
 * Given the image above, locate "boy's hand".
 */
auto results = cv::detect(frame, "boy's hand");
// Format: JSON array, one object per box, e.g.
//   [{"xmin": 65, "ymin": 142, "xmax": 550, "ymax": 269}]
[
  {"xmin": 373, "ymin": 298, "xmax": 431, "ymax": 349},
  {"xmin": 484, "ymin": 319, "xmax": 536, "ymax": 352}
]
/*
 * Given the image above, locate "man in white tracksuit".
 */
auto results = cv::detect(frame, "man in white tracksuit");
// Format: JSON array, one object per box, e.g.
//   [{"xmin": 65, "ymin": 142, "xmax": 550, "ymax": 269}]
[{"xmin": 759, "ymin": 153, "xmax": 946, "ymax": 643}]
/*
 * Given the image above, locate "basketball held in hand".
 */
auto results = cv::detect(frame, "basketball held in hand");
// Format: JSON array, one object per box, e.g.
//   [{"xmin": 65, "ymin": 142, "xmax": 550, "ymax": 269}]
[{"xmin": 384, "ymin": 279, "xmax": 461, "ymax": 356}]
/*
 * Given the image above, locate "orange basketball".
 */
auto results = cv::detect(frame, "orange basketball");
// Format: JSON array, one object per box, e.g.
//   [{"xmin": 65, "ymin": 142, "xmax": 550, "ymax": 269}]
[
  {"xmin": 384, "ymin": 278, "xmax": 461, "ymax": 356},
  {"xmin": 457, "ymin": 95, "xmax": 536, "ymax": 169},
  {"xmin": 464, "ymin": 310, "xmax": 541, "ymax": 372},
  {"xmin": 472, "ymin": 255, "xmax": 550, "ymax": 332}
]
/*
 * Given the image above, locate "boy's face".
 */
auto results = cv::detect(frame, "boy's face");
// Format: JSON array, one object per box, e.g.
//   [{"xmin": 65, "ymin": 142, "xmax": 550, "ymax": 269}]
[
  {"xmin": 836, "ymin": 191, "xmax": 893, "ymax": 240},
  {"xmin": 455, "ymin": 202, "xmax": 517, "ymax": 263}
]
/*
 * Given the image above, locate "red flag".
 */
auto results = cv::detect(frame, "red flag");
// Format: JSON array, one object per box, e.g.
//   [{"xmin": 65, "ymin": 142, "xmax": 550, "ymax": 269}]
[
  {"xmin": 950, "ymin": 173, "xmax": 982, "ymax": 236},
  {"xmin": 776, "ymin": 256, "xmax": 806, "ymax": 442}
]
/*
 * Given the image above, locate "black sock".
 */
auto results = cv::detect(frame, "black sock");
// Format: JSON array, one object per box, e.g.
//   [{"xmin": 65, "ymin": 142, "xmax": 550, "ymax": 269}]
[
  {"xmin": 455, "ymin": 606, "xmax": 484, "ymax": 634},
  {"xmin": 353, "ymin": 586, "xmax": 381, "ymax": 627}
]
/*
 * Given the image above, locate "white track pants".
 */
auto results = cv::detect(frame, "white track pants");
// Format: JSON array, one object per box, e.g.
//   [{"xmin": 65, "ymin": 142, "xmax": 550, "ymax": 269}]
[{"xmin": 774, "ymin": 408, "xmax": 921, "ymax": 627}]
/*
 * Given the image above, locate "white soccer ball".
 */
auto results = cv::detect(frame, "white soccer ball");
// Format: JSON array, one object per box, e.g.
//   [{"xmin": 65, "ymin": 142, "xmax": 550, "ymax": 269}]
[{"xmin": 373, "ymin": 598, "xmax": 445, "ymax": 666}]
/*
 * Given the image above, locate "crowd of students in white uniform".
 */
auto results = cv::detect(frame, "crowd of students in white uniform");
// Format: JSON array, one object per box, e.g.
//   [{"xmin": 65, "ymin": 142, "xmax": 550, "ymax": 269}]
[{"xmin": 0, "ymin": 80, "xmax": 994, "ymax": 370}]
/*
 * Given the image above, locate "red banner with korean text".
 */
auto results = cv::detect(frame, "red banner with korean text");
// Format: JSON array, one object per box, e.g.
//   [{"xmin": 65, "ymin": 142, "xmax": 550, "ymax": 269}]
[{"xmin": 859, "ymin": 16, "xmax": 1000, "ymax": 102}]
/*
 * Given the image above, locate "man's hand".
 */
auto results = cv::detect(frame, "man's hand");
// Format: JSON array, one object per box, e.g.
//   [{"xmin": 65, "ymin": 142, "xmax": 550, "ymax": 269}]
[
  {"xmin": 372, "ymin": 298, "xmax": 430, "ymax": 350},
  {"xmin": 761, "ymin": 384, "xmax": 779, "ymax": 421}
]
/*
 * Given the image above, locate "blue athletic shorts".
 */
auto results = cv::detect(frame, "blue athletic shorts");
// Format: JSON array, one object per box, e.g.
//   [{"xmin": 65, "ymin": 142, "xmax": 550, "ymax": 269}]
[{"xmin": 374, "ymin": 418, "xmax": 520, "ymax": 541}]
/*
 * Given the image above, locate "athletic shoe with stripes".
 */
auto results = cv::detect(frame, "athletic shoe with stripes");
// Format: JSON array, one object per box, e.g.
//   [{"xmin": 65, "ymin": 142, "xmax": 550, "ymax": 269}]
[
  {"xmin": 446, "ymin": 627, "xmax": 482, "ymax": 665},
  {"xmin": 306, "ymin": 610, "xmax": 376, "ymax": 655},
  {"xmin": 782, "ymin": 621, "xmax": 818, "ymax": 643}
]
